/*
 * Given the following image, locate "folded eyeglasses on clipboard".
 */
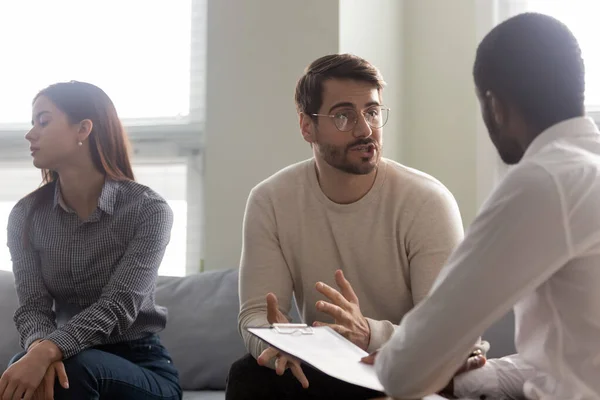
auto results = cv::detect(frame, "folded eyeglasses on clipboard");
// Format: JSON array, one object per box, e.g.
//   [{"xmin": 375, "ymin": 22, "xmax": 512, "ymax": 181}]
[{"xmin": 272, "ymin": 323, "xmax": 314, "ymax": 335}]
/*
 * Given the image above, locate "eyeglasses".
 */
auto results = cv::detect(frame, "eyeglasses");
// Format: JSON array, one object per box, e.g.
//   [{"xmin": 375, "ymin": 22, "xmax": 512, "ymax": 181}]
[{"xmin": 311, "ymin": 106, "xmax": 390, "ymax": 132}]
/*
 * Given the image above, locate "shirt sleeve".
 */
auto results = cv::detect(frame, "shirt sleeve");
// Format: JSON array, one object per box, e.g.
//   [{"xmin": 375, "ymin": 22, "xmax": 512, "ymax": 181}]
[
  {"xmin": 44, "ymin": 193, "xmax": 173, "ymax": 359},
  {"xmin": 374, "ymin": 163, "xmax": 572, "ymax": 399},
  {"xmin": 366, "ymin": 183, "xmax": 465, "ymax": 352},
  {"xmin": 238, "ymin": 188, "xmax": 295, "ymax": 363},
  {"xmin": 454, "ymin": 353, "xmax": 537, "ymax": 399},
  {"xmin": 8, "ymin": 200, "xmax": 58, "ymax": 350}
]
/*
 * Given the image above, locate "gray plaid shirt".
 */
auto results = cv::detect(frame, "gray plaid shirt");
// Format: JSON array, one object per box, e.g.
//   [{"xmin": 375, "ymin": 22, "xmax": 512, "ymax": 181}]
[{"xmin": 7, "ymin": 179, "xmax": 173, "ymax": 359}]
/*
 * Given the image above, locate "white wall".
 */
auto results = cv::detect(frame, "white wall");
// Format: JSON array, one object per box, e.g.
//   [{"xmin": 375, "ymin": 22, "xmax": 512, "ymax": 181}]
[
  {"xmin": 401, "ymin": 0, "xmax": 501, "ymax": 227},
  {"xmin": 476, "ymin": 0, "xmax": 508, "ymax": 207},
  {"xmin": 339, "ymin": 0, "xmax": 404, "ymax": 162},
  {"xmin": 203, "ymin": 0, "xmax": 339, "ymax": 270}
]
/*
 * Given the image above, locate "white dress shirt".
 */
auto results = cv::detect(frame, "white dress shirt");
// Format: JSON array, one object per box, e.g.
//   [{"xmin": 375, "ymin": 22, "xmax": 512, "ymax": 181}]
[{"xmin": 374, "ymin": 117, "xmax": 600, "ymax": 400}]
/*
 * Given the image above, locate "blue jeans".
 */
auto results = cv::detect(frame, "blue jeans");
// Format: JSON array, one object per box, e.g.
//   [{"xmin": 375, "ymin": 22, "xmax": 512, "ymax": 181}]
[{"xmin": 9, "ymin": 334, "xmax": 182, "ymax": 400}]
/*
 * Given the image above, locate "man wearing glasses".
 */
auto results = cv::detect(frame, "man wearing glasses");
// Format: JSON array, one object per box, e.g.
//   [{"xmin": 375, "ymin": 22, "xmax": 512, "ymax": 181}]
[{"xmin": 226, "ymin": 54, "xmax": 484, "ymax": 400}]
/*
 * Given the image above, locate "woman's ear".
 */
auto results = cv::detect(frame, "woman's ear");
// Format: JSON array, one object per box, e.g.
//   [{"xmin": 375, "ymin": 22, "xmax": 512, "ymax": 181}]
[{"xmin": 77, "ymin": 119, "xmax": 93, "ymax": 143}]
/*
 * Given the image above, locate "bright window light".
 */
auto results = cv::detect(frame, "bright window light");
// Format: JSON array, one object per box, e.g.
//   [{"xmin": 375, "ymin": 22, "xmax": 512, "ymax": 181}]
[
  {"xmin": 524, "ymin": 0, "xmax": 600, "ymax": 110},
  {"xmin": 0, "ymin": 0, "xmax": 192, "ymax": 125}
]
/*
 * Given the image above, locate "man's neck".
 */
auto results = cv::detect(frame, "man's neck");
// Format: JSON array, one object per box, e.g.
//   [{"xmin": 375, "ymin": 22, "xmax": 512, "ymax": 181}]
[
  {"xmin": 57, "ymin": 164, "xmax": 106, "ymax": 218},
  {"xmin": 314, "ymin": 159, "xmax": 378, "ymax": 204}
]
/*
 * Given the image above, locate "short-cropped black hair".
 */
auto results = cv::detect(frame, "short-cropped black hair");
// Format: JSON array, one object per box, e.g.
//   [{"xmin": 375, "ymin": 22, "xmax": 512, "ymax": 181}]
[{"xmin": 474, "ymin": 12, "xmax": 585, "ymax": 131}]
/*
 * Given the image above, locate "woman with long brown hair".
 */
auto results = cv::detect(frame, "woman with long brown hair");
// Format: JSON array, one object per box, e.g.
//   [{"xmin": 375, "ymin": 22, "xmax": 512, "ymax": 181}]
[{"xmin": 0, "ymin": 81, "xmax": 182, "ymax": 400}]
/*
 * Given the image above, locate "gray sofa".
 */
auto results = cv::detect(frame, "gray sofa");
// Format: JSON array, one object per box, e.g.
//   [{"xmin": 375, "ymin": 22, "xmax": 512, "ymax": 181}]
[
  {"xmin": 0, "ymin": 268, "xmax": 516, "ymax": 400},
  {"xmin": 0, "ymin": 269, "xmax": 247, "ymax": 400}
]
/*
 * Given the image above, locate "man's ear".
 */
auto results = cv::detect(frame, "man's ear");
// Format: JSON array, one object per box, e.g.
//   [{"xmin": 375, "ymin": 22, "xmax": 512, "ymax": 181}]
[
  {"xmin": 486, "ymin": 91, "xmax": 505, "ymax": 127},
  {"xmin": 299, "ymin": 113, "xmax": 316, "ymax": 144}
]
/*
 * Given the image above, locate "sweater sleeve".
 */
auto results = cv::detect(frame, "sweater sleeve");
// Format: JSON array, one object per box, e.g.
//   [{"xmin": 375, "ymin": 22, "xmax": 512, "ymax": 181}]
[
  {"xmin": 366, "ymin": 184, "xmax": 464, "ymax": 352},
  {"xmin": 238, "ymin": 187, "xmax": 295, "ymax": 363}
]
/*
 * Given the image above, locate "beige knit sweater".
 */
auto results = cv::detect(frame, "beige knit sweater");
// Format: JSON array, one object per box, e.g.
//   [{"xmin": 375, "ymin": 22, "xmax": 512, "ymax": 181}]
[{"xmin": 238, "ymin": 157, "xmax": 464, "ymax": 359}]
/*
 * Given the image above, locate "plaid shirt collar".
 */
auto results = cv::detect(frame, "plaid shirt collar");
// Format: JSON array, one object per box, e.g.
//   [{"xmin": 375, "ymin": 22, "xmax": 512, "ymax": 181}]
[{"xmin": 53, "ymin": 178, "xmax": 118, "ymax": 215}]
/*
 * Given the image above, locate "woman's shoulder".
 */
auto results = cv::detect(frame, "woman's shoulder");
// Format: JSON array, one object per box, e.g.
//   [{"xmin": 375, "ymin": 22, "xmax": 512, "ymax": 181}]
[
  {"xmin": 8, "ymin": 182, "xmax": 55, "ymax": 236},
  {"xmin": 11, "ymin": 182, "xmax": 56, "ymax": 217},
  {"xmin": 112, "ymin": 180, "xmax": 167, "ymax": 202},
  {"xmin": 109, "ymin": 181, "xmax": 173, "ymax": 235},
  {"xmin": 111, "ymin": 180, "xmax": 172, "ymax": 215}
]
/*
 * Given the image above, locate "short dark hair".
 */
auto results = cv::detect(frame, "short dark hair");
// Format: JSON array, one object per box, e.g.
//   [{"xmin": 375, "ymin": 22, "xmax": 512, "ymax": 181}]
[
  {"xmin": 473, "ymin": 12, "xmax": 585, "ymax": 132},
  {"xmin": 295, "ymin": 54, "xmax": 385, "ymax": 120}
]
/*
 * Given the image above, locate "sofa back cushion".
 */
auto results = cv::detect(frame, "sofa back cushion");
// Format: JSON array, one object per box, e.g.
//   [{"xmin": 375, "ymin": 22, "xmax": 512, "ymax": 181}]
[
  {"xmin": 483, "ymin": 310, "xmax": 517, "ymax": 358},
  {"xmin": 0, "ymin": 271, "xmax": 20, "ymax": 373},
  {"xmin": 156, "ymin": 268, "xmax": 247, "ymax": 390}
]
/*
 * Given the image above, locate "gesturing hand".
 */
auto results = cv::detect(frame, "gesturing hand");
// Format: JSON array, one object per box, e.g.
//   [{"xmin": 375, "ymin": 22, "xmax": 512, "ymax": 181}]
[
  {"xmin": 313, "ymin": 270, "xmax": 371, "ymax": 351},
  {"xmin": 256, "ymin": 293, "xmax": 309, "ymax": 389}
]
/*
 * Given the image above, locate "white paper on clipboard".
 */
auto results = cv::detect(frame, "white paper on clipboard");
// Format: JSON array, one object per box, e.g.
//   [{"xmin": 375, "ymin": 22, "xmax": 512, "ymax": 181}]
[
  {"xmin": 248, "ymin": 325, "xmax": 382, "ymax": 392},
  {"xmin": 248, "ymin": 325, "xmax": 452, "ymax": 399}
]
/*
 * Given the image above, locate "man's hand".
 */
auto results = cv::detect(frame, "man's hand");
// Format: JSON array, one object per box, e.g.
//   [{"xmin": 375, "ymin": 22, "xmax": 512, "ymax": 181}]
[
  {"xmin": 360, "ymin": 350, "xmax": 378, "ymax": 365},
  {"xmin": 454, "ymin": 349, "xmax": 486, "ymax": 376},
  {"xmin": 313, "ymin": 270, "xmax": 371, "ymax": 351},
  {"xmin": 256, "ymin": 293, "xmax": 309, "ymax": 389},
  {"xmin": 32, "ymin": 361, "xmax": 69, "ymax": 400},
  {"xmin": 437, "ymin": 349, "xmax": 486, "ymax": 396}
]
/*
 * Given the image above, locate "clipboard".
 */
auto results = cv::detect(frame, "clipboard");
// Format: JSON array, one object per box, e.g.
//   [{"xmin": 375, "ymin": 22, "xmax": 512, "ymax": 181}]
[
  {"xmin": 248, "ymin": 324, "xmax": 450, "ymax": 399},
  {"xmin": 248, "ymin": 323, "xmax": 384, "ymax": 392}
]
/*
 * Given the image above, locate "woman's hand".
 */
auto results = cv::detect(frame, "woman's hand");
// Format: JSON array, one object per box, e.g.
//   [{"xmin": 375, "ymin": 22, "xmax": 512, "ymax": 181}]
[
  {"xmin": 0, "ymin": 353, "xmax": 52, "ymax": 400},
  {"xmin": 32, "ymin": 361, "xmax": 69, "ymax": 400},
  {"xmin": 0, "ymin": 340, "xmax": 64, "ymax": 400}
]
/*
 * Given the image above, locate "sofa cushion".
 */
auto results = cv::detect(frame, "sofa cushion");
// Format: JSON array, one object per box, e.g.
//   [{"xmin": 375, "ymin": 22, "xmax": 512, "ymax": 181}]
[
  {"xmin": 156, "ymin": 269, "xmax": 246, "ymax": 391},
  {"xmin": 183, "ymin": 391, "xmax": 225, "ymax": 400},
  {"xmin": 0, "ymin": 271, "xmax": 20, "ymax": 373},
  {"xmin": 483, "ymin": 310, "xmax": 517, "ymax": 358}
]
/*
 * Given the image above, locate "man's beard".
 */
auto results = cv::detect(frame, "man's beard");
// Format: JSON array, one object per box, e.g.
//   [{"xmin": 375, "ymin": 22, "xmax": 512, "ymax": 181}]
[
  {"xmin": 482, "ymin": 104, "xmax": 523, "ymax": 165},
  {"xmin": 316, "ymin": 135, "xmax": 381, "ymax": 175}
]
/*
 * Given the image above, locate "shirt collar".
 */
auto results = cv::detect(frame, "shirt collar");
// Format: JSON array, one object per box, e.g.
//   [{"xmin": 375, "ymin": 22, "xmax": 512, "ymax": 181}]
[
  {"xmin": 53, "ymin": 180, "xmax": 66, "ymax": 211},
  {"xmin": 97, "ymin": 179, "xmax": 118, "ymax": 215},
  {"xmin": 522, "ymin": 116, "xmax": 599, "ymax": 161},
  {"xmin": 53, "ymin": 178, "xmax": 118, "ymax": 215}
]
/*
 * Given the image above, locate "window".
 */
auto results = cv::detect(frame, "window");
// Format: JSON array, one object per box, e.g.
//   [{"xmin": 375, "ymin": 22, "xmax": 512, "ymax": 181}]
[
  {"xmin": 0, "ymin": 0, "xmax": 192, "ymax": 126},
  {"xmin": 133, "ymin": 163, "xmax": 189, "ymax": 277},
  {"xmin": 0, "ymin": 1, "xmax": 206, "ymax": 276},
  {"xmin": 0, "ymin": 163, "xmax": 189, "ymax": 277},
  {"xmin": 0, "ymin": 165, "xmax": 40, "ymax": 273},
  {"xmin": 508, "ymin": 0, "xmax": 600, "ymax": 112}
]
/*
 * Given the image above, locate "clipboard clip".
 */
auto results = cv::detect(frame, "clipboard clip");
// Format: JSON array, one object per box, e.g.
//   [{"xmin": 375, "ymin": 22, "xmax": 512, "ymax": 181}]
[{"xmin": 272, "ymin": 323, "xmax": 314, "ymax": 335}]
